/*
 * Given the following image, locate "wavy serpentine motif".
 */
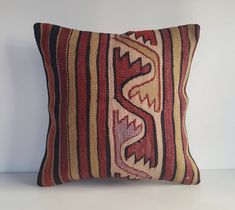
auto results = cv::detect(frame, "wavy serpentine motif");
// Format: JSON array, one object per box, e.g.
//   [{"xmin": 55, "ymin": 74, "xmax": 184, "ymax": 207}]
[{"xmin": 112, "ymin": 33, "xmax": 162, "ymax": 178}]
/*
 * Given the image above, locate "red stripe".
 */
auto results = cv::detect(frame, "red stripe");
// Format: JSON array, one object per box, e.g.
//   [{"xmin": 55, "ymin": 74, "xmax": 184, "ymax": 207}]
[
  {"xmin": 40, "ymin": 24, "xmax": 55, "ymax": 186},
  {"xmin": 57, "ymin": 27, "xmax": 71, "ymax": 183},
  {"xmin": 97, "ymin": 34, "xmax": 109, "ymax": 177},
  {"xmin": 160, "ymin": 29, "xmax": 176, "ymax": 180},
  {"xmin": 179, "ymin": 26, "xmax": 194, "ymax": 184},
  {"xmin": 76, "ymin": 32, "xmax": 91, "ymax": 179}
]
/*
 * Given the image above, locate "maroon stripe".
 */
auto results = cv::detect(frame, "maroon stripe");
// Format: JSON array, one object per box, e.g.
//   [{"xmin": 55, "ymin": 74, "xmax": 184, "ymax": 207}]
[
  {"xmin": 179, "ymin": 26, "xmax": 194, "ymax": 184},
  {"xmin": 57, "ymin": 27, "xmax": 71, "ymax": 183},
  {"xmin": 97, "ymin": 34, "xmax": 110, "ymax": 177},
  {"xmin": 76, "ymin": 32, "xmax": 91, "ymax": 179},
  {"xmin": 159, "ymin": 29, "xmax": 176, "ymax": 181}
]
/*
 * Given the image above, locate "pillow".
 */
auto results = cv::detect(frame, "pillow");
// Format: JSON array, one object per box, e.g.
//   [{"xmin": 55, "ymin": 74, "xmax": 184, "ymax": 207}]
[{"xmin": 34, "ymin": 22, "xmax": 200, "ymax": 186}]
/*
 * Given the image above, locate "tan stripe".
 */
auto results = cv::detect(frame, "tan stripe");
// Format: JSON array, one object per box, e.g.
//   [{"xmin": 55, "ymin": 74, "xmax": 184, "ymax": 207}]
[
  {"xmin": 67, "ymin": 30, "xmax": 80, "ymax": 180},
  {"xmin": 170, "ymin": 27, "xmax": 186, "ymax": 183},
  {"xmin": 185, "ymin": 25, "xmax": 199, "ymax": 184},
  {"xmin": 89, "ymin": 32, "xmax": 100, "ymax": 178}
]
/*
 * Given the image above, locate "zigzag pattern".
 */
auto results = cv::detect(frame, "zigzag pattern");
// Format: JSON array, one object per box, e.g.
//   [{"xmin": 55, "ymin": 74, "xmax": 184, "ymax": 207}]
[
  {"xmin": 115, "ymin": 110, "xmax": 143, "ymax": 132},
  {"xmin": 124, "ymin": 30, "xmax": 157, "ymax": 45},
  {"xmin": 129, "ymin": 91, "xmax": 158, "ymax": 112}
]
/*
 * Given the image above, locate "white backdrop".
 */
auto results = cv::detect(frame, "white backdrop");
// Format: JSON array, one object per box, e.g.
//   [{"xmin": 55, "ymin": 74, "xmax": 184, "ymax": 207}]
[{"xmin": 0, "ymin": 0, "xmax": 234, "ymax": 172}]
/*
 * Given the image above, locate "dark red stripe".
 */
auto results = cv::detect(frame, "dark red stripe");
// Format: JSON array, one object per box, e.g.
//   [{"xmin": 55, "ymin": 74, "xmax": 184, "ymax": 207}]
[
  {"xmin": 179, "ymin": 26, "xmax": 194, "ymax": 184},
  {"xmin": 97, "ymin": 34, "xmax": 110, "ymax": 177},
  {"xmin": 76, "ymin": 32, "xmax": 91, "ymax": 179},
  {"xmin": 159, "ymin": 29, "xmax": 176, "ymax": 181},
  {"xmin": 57, "ymin": 27, "xmax": 71, "ymax": 183}
]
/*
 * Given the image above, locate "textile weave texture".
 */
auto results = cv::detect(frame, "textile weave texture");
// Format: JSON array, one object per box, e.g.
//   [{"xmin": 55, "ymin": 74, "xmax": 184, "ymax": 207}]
[{"xmin": 34, "ymin": 23, "xmax": 200, "ymax": 186}]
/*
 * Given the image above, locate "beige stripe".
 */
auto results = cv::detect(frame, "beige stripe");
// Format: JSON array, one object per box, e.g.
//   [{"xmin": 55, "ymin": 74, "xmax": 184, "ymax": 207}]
[
  {"xmin": 170, "ymin": 27, "xmax": 186, "ymax": 183},
  {"xmin": 67, "ymin": 30, "xmax": 80, "ymax": 180},
  {"xmin": 185, "ymin": 25, "xmax": 199, "ymax": 184},
  {"xmin": 89, "ymin": 33, "xmax": 100, "ymax": 178}
]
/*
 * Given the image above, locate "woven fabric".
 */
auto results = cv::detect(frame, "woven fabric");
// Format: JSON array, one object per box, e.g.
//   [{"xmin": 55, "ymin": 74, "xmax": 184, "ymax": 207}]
[{"xmin": 34, "ymin": 23, "xmax": 200, "ymax": 186}]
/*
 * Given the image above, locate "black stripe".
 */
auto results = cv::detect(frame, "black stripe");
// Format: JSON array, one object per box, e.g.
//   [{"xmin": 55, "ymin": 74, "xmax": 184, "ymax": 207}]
[
  {"xmin": 195, "ymin": 24, "xmax": 200, "ymax": 43},
  {"xmin": 34, "ymin": 23, "xmax": 49, "ymax": 186},
  {"xmin": 75, "ymin": 32, "xmax": 81, "ymax": 178},
  {"xmin": 49, "ymin": 25, "xmax": 62, "ymax": 185},
  {"xmin": 159, "ymin": 29, "xmax": 166, "ymax": 180},
  {"xmin": 179, "ymin": 27, "xmax": 188, "ymax": 183},
  {"xmin": 168, "ymin": 29, "xmax": 177, "ymax": 182},
  {"xmin": 85, "ymin": 32, "xmax": 93, "ymax": 178}
]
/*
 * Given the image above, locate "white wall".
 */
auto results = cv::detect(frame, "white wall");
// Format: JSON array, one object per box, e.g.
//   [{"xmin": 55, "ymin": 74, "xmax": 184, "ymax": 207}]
[{"xmin": 0, "ymin": 0, "xmax": 234, "ymax": 172}]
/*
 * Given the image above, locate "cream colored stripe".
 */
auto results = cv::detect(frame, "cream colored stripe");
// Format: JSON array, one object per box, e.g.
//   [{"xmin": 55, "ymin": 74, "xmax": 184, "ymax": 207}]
[
  {"xmin": 170, "ymin": 27, "xmax": 185, "ymax": 183},
  {"xmin": 68, "ymin": 30, "xmax": 80, "ymax": 180},
  {"xmin": 185, "ymin": 25, "xmax": 199, "ymax": 184},
  {"xmin": 89, "ymin": 33, "xmax": 100, "ymax": 178}
]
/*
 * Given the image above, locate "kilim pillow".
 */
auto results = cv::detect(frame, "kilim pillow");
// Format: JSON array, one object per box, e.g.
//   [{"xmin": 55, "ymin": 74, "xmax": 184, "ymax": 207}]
[{"xmin": 34, "ymin": 22, "xmax": 200, "ymax": 186}]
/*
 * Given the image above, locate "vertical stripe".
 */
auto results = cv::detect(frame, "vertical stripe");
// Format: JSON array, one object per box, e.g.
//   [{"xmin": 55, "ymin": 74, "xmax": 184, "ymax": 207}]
[
  {"xmin": 67, "ymin": 30, "xmax": 80, "ymax": 180},
  {"xmin": 57, "ymin": 27, "xmax": 71, "ymax": 183},
  {"xmin": 89, "ymin": 32, "xmax": 100, "ymax": 178},
  {"xmin": 49, "ymin": 25, "xmax": 62, "ymax": 185},
  {"xmin": 186, "ymin": 25, "xmax": 200, "ymax": 184},
  {"xmin": 97, "ymin": 33, "xmax": 111, "ymax": 177},
  {"xmin": 179, "ymin": 25, "xmax": 194, "ymax": 184},
  {"xmin": 76, "ymin": 32, "xmax": 92, "ymax": 179},
  {"xmin": 170, "ymin": 27, "xmax": 186, "ymax": 183},
  {"xmin": 41, "ymin": 25, "xmax": 57, "ymax": 185},
  {"xmin": 37, "ymin": 24, "xmax": 56, "ymax": 186},
  {"xmin": 34, "ymin": 23, "xmax": 45, "ymax": 186},
  {"xmin": 37, "ymin": 25, "xmax": 61, "ymax": 185},
  {"xmin": 159, "ymin": 29, "xmax": 176, "ymax": 181},
  {"xmin": 75, "ymin": 35, "xmax": 80, "ymax": 179}
]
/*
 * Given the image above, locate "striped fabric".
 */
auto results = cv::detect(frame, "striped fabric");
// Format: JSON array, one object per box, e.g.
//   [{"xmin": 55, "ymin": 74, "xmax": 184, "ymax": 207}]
[{"xmin": 34, "ymin": 23, "xmax": 200, "ymax": 186}]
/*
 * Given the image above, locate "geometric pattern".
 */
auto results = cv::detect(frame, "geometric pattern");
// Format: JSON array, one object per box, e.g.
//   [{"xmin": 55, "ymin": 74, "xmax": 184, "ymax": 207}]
[{"xmin": 34, "ymin": 23, "xmax": 200, "ymax": 186}]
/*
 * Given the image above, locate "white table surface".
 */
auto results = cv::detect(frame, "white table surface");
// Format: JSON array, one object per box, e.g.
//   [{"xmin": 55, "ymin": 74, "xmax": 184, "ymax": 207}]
[{"xmin": 0, "ymin": 170, "xmax": 234, "ymax": 210}]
